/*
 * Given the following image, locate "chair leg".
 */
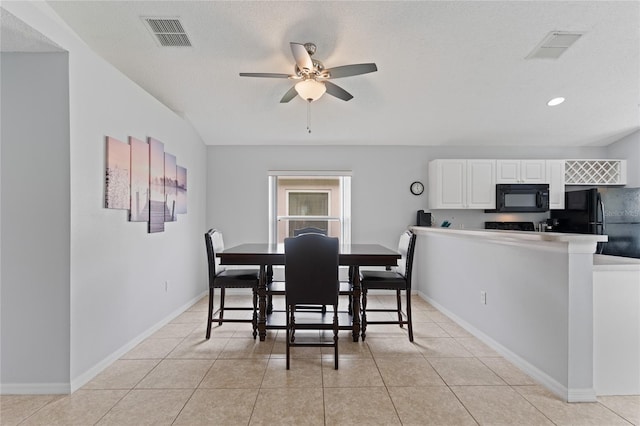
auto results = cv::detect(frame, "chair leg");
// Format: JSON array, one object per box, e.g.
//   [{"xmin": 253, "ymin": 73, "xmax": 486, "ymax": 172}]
[
  {"xmin": 290, "ymin": 305, "xmax": 296, "ymax": 343},
  {"xmin": 252, "ymin": 287, "xmax": 258, "ymax": 339},
  {"xmin": 333, "ymin": 304, "xmax": 339, "ymax": 369},
  {"xmin": 361, "ymin": 288, "xmax": 368, "ymax": 341},
  {"xmin": 397, "ymin": 289, "xmax": 403, "ymax": 328},
  {"xmin": 348, "ymin": 266, "xmax": 354, "ymax": 316},
  {"xmin": 267, "ymin": 293, "xmax": 273, "ymax": 315},
  {"xmin": 218, "ymin": 287, "xmax": 225, "ymax": 325},
  {"xmin": 206, "ymin": 287, "xmax": 214, "ymax": 339},
  {"xmin": 406, "ymin": 289, "xmax": 414, "ymax": 342},
  {"xmin": 286, "ymin": 304, "xmax": 291, "ymax": 370}
]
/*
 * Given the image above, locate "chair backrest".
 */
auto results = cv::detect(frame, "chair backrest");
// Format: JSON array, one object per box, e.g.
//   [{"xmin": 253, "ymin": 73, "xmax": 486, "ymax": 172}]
[
  {"xmin": 292, "ymin": 227, "xmax": 327, "ymax": 236},
  {"xmin": 284, "ymin": 233, "xmax": 339, "ymax": 306},
  {"xmin": 396, "ymin": 230, "xmax": 417, "ymax": 287},
  {"xmin": 204, "ymin": 229, "xmax": 225, "ymax": 283}
]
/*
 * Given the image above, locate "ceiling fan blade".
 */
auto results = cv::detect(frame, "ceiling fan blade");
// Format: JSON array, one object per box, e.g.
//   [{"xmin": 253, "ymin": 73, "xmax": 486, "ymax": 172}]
[
  {"xmin": 239, "ymin": 72, "xmax": 291, "ymax": 78},
  {"xmin": 290, "ymin": 42, "xmax": 313, "ymax": 73},
  {"xmin": 280, "ymin": 86, "xmax": 298, "ymax": 103},
  {"xmin": 324, "ymin": 81, "xmax": 353, "ymax": 101},
  {"xmin": 325, "ymin": 63, "xmax": 378, "ymax": 79}
]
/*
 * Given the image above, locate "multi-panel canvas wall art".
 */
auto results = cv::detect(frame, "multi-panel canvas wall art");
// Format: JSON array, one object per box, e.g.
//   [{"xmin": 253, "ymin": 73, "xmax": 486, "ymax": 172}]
[
  {"xmin": 129, "ymin": 137, "xmax": 149, "ymax": 222},
  {"xmin": 105, "ymin": 137, "xmax": 130, "ymax": 209},
  {"xmin": 104, "ymin": 135, "xmax": 187, "ymax": 233}
]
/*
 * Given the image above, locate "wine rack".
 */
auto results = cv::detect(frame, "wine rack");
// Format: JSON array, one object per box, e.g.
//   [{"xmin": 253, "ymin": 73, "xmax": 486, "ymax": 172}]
[{"xmin": 564, "ymin": 160, "xmax": 627, "ymax": 185}]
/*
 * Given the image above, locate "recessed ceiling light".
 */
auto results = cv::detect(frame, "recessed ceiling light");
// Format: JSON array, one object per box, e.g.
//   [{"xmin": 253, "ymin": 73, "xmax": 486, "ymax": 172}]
[{"xmin": 547, "ymin": 97, "xmax": 565, "ymax": 106}]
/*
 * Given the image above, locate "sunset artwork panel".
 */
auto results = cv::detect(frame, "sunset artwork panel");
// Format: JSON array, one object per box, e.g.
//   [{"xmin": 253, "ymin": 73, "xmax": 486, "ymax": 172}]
[
  {"xmin": 148, "ymin": 137, "xmax": 165, "ymax": 233},
  {"xmin": 176, "ymin": 165, "xmax": 187, "ymax": 214},
  {"xmin": 164, "ymin": 153, "xmax": 177, "ymax": 222},
  {"xmin": 105, "ymin": 136, "xmax": 130, "ymax": 209},
  {"xmin": 129, "ymin": 137, "xmax": 149, "ymax": 222}
]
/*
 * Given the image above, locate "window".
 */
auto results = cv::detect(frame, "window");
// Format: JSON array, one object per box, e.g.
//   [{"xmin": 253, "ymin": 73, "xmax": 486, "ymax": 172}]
[
  {"xmin": 268, "ymin": 171, "xmax": 351, "ymax": 245},
  {"xmin": 287, "ymin": 190, "xmax": 330, "ymax": 235}
]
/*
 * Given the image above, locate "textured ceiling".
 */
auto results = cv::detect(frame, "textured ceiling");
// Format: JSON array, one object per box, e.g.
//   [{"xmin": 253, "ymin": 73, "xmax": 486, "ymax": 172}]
[
  {"xmin": 1, "ymin": 8, "xmax": 64, "ymax": 52},
  {"xmin": 23, "ymin": 2, "xmax": 640, "ymax": 146}
]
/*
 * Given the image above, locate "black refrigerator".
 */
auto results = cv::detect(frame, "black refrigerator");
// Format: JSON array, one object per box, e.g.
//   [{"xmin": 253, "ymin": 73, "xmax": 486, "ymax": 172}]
[{"xmin": 550, "ymin": 187, "xmax": 640, "ymax": 259}]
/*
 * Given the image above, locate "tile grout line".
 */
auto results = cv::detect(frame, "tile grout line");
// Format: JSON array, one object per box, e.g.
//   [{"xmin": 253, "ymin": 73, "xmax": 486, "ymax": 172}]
[
  {"xmin": 369, "ymin": 343, "xmax": 407, "ymax": 425},
  {"xmin": 420, "ymin": 352, "xmax": 481, "ymax": 426}
]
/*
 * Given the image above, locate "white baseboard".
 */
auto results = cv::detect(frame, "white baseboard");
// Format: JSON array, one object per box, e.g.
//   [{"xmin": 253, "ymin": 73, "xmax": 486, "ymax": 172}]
[
  {"xmin": 1, "ymin": 382, "xmax": 71, "ymax": 395},
  {"xmin": 1, "ymin": 291, "xmax": 207, "ymax": 395},
  {"xmin": 417, "ymin": 291, "xmax": 596, "ymax": 403},
  {"xmin": 567, "ymin": 388, "xmax": 597, "ymax": 403},
  {"xmin": 68, "ymin": 290, "xmax": 207, "ymax": 393}
]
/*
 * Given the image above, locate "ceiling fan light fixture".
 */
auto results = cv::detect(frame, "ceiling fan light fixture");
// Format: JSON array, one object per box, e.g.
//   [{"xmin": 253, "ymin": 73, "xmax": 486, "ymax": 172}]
[{"xmin": 295, "ymin": 79, "xmax": 326, "ymax": 102}]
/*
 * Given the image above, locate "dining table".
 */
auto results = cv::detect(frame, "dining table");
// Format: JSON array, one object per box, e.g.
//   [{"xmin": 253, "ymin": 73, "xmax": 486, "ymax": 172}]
[{"xmin": 217, "ymin": 243, "xmax": 401, "ymax": 341}]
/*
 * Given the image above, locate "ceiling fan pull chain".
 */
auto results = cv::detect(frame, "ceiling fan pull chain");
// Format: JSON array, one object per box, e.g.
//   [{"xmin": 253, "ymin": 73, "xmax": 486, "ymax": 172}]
[{"xmin": 307, "ymin": 100, "xmax": 312, "ymax": 133}]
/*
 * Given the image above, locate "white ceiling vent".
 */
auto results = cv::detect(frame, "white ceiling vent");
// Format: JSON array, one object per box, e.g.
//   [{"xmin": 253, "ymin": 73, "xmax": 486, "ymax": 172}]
[
  {"xmin": 143, "ymin": 17, "xmax": 191, "ymax": 47},
  {"xmin": 527, "ymin": 31, "xmax": 584, "ymax": 59}
]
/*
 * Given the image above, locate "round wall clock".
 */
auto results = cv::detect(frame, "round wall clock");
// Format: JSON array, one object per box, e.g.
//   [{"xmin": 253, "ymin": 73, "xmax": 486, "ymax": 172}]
[{"xmin": 410, "ymin": 181, "xmax": 424, "ymax": 195}]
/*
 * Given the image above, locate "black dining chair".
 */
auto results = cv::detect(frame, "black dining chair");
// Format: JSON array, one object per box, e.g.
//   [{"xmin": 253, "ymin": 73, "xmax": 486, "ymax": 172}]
[
  {"xmin": 284, "ymin": 233, "xmax": 340, "ymax": 369},
  {"xmin": 268, "ymin": 227, "xmax": 329, "ymax": 314},
  {"xmin": 360, "ymin": 230, "xmax": 417, "ymax": 342},
  {"xmin": 204, "ymin": 229, "xmax": 260, "ymax": 339},
  {"xmin": 268, "ymin": 227, "xmax": 353, "ymax": 316},
  {"xmin": 292, "ymin": 226, "xmax": 327, "ymax": 236}
]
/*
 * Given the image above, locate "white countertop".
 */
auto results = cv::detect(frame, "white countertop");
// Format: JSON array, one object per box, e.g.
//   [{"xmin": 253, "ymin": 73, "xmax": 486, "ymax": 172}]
[
  {"xmin": 410, "ymin": 226, "xmax": 608, "ymax": 244},
  {"xmin": 593, "ymin": 254, "xmax": 640, "ymax": 270}
]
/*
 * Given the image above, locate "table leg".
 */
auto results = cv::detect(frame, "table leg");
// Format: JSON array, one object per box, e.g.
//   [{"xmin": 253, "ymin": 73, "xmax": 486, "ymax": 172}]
[
  {"xmin": 351, "ymin": 266, "xmax": 361, "ymax": 342},
  {"xmin": 258, "ymin": 265, "xmax": 267, "ymax": 341}
]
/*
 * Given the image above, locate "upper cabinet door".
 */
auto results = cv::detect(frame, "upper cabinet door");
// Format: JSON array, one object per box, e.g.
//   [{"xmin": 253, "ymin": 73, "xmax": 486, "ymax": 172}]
[
  {"xmin": 496, "ymin": 160, "xmax": 521, "ymax": 183},
  {"xmin": 429, "ymin": 159, "xmax": 466, "ymax": 209},
  {"xmin": 546, "ymin": 160, "xmax": 565, "ymax": 209},
  {"xmin": 521, "ymin": 160, "xmax": 546, "ymax": 183},
  {"xmin": 467, "ymin": 160, "xmax": 496, "ymax": 209},
  {"xmin": 497, "ymin": 160, "xmax": 546, "ymax": 183}
]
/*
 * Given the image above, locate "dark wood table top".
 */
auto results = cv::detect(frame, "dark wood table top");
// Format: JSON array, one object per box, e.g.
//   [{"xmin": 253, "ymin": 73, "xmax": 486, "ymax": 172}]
[{"xmin": 217, "ymin": 243, "xmax": 400, "ymax": 266}]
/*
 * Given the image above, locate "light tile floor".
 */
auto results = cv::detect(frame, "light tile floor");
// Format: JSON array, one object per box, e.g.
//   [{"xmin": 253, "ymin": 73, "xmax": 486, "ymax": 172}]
[{"xmin": 2, "ymin": 294, "xmax": 639, "ymax": 425}]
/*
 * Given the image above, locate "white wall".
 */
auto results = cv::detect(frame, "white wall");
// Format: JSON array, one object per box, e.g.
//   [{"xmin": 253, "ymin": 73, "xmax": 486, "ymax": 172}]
[
  {"xmin": 208, "ymin": 145, "xmax": 431, "ymax": 249},
  {"xmin": 1, "ymin": 52, "xmax": 71, "ymax": 391},
  {"xmin": 1, "ymin": 2, "xmax": 208, "ymax": 393},
  {"xmin": 207, "ymin": 145, "xmax": 608, "ymax": 245},
  {"xmin": 607, "ymin": 130, "xmax": 640, "ymax": 187}
]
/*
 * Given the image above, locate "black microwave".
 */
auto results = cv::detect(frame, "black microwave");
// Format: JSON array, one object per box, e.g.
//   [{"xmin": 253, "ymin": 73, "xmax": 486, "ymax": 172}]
[{"xmin": 486, "ymin": 184, "xmax": 550, "ymax": 213}]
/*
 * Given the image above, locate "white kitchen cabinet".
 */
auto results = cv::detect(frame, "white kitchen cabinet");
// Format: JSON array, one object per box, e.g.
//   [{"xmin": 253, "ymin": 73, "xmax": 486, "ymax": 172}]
[
  {"xmin": 429, "ymin": 159, "xmax": 495, "ymax": 209},
  {"xmin": 547, "ymin": 160, "xmax": 565, "ymax": 209},
  {"xmin": 497, "ymin": 159, "xmax": 546, "ymax": 183}
]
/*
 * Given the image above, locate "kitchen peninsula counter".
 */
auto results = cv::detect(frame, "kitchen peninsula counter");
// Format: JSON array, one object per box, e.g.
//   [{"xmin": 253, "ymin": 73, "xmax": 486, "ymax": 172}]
[{"xmin": 410, "ymin": 226, "xmax": 607, "ymax": 402}]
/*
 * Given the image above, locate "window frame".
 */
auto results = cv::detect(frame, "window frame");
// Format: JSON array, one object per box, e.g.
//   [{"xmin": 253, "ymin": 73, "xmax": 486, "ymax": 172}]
[{"xmin": 268, "ymin": 171, "xmax": 352, "ymax": 246}]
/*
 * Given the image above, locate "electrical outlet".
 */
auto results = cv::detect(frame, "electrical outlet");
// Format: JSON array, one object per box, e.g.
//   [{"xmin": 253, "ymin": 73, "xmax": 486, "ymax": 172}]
[{"xmin": 480, "ymin": 291, "xmax": 487, "ymax": 305}]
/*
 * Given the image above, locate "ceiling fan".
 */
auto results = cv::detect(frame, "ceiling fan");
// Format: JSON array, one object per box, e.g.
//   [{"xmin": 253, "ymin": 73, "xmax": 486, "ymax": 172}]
[{"xmin": 239, "ymin": 42, "xmax": 377, "ymax": 103}]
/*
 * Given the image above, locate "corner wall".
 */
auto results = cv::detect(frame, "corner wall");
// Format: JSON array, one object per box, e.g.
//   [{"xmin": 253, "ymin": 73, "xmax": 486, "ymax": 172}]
[
  {"xmin": 1, "ymin": 2, "xmax": 208, "ymax": 392},
  {"xmin": 607, "ymin": 130, "xmax": 640, "ymax": 186},
  {"xmin": 1, "ymin": 52, "xmax": 71, "ymax": 392}
]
